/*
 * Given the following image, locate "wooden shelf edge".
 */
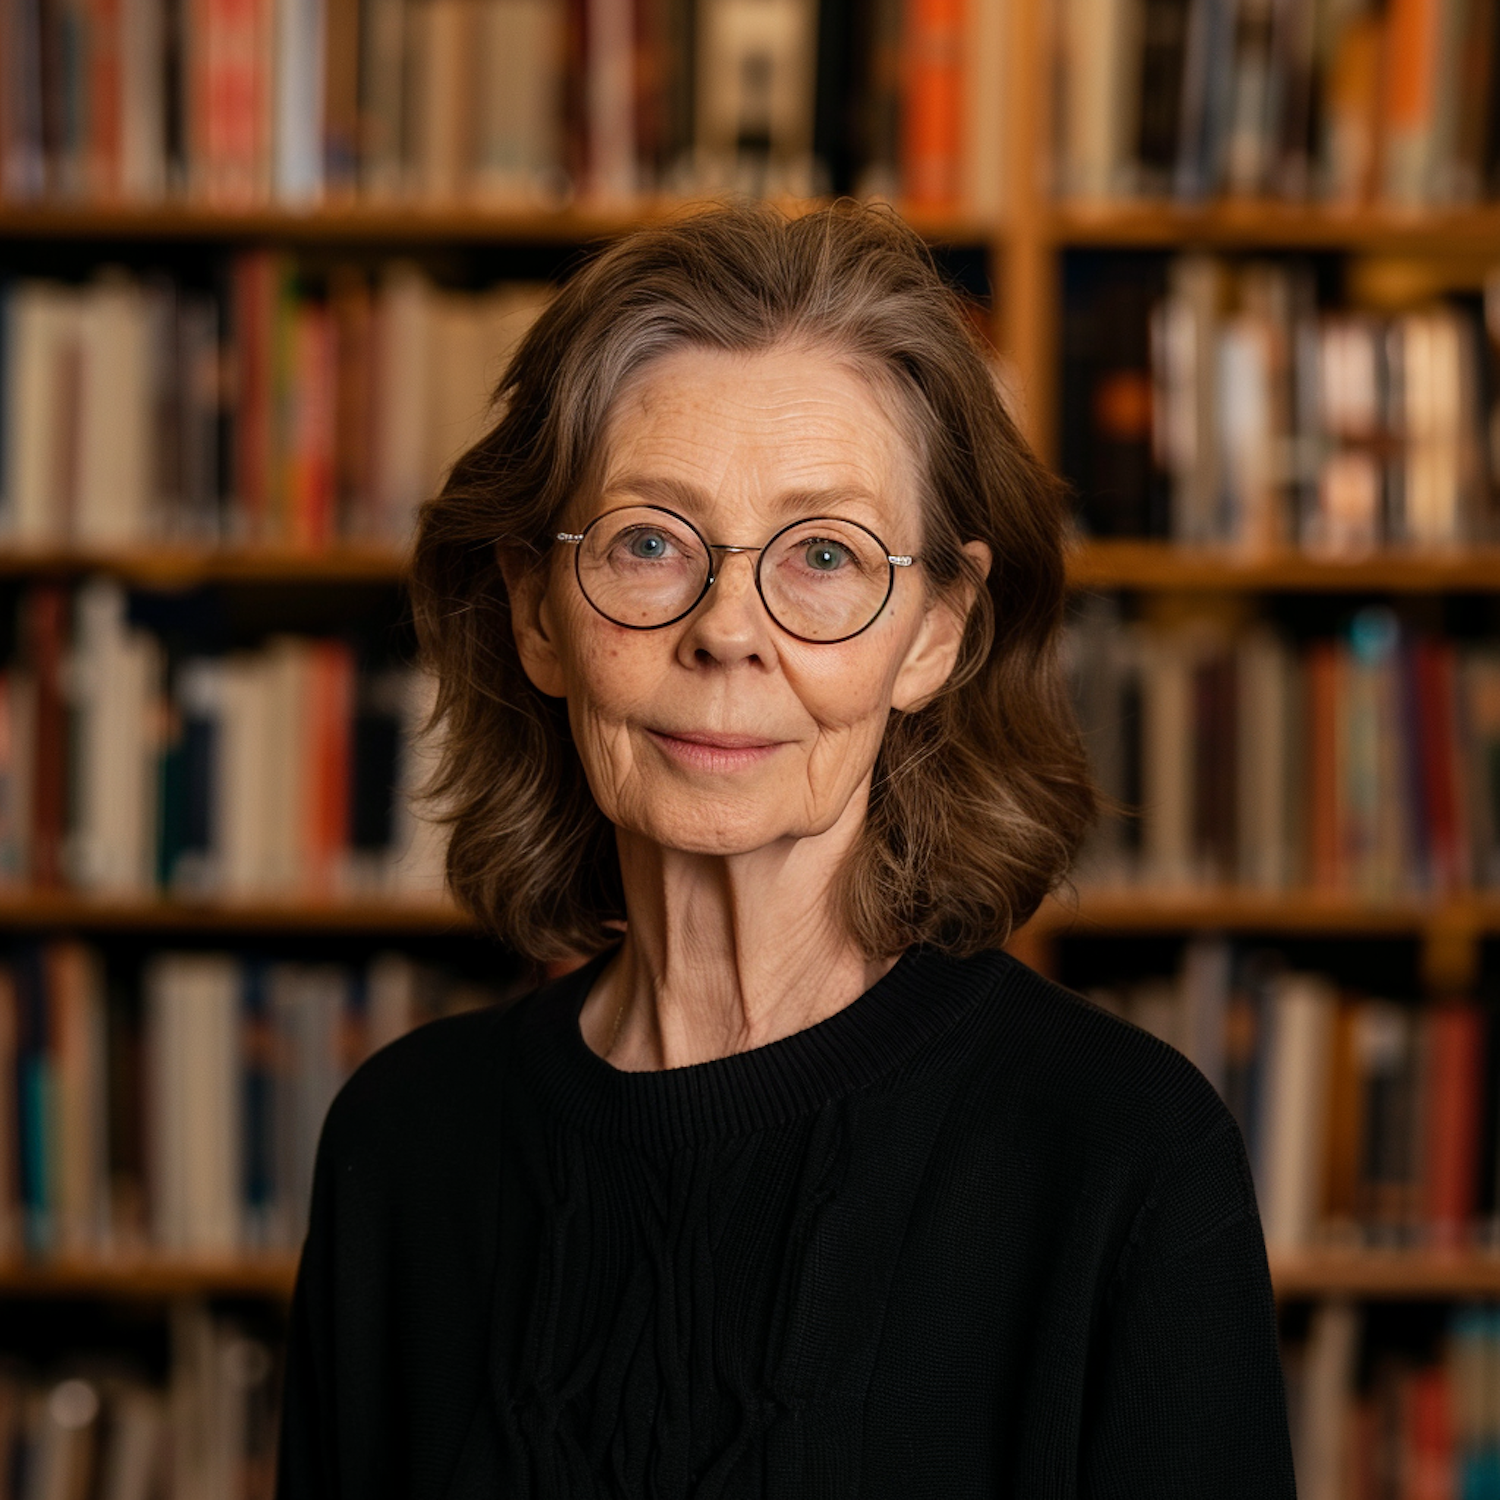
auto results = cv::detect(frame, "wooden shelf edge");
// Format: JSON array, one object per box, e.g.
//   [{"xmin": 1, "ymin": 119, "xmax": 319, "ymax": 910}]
[
  {"xmin": 1270, "ymin": 1249, "xmax": 1500, "ymax": 1298},
  {"xmin": 1050, "ymin": 200, "xmax": 1500, "ymax": 250},
  {"xmin": 0, "ymin": 198, "xmax": 999, "ymax": 246},
  {"xmin": 0, "ymin": 545, "xmax": 410, "ymax": 584},
  {"xmin": 0, "ymin": 893, "xmax": 475, "ymax": 932},
  {"xmin": 0, "ymin": 1256, "xmax": 299, "ymax": 1298},
  {"xmin": 2, "ymin": 1249, "xmax": 1497, "ymax": 1300},
  {"xmin": 1067, "ymin": 540, "xmax": 1500, "ymax": 592}
]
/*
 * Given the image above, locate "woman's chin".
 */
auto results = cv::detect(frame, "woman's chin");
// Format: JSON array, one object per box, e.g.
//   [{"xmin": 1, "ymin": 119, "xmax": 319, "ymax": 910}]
[{"xmin": 612, "ymin": 796, "xmax": 817, "ymax": 859}]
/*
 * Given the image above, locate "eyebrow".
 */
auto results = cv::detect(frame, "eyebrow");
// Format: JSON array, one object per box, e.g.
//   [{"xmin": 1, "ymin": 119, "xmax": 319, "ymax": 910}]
[{"xmin": 600, "ymin": 473, "xmax": 888, "ymax": 523}]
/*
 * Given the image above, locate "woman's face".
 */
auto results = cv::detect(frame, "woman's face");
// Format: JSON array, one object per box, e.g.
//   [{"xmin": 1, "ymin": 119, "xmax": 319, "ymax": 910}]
[{"xmin": 507, "ymin": 343, "xmax": 980, "ymax": 857}]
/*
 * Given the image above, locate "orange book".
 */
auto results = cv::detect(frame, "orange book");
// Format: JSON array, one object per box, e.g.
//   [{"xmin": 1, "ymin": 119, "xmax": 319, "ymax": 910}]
[
  {"xmin": 1382, "ymin": 0, "xmax": 1439, "ymax": 173},
  {"xmin": 233, "ymin": 253, "xmax": 277, "ymax": 542},
  {"xmin": 1322, "ymin": 998, "xmax": 1364, "ymax": 1227},
  {"xmin": 289, "ymin": 301, "xmax": 336, "ymax": 549},
  {"xmin": 1307, "ymin": 640, "xmax": 1343, "ymax": 889},
  {"xmin": 1423, "ymin": 1002, "xmax": 1483, "ymax": 1248},
  {"xmin": 901, "ymin": 0, "xmax": 964, "ymax": 210},
  {"xmin": 88, "ymin": 0, "xmax": 123, "ymax": 196},
  {"xmin": 305, "ymin": 642, "xmax": 354, "ymax": 893}
]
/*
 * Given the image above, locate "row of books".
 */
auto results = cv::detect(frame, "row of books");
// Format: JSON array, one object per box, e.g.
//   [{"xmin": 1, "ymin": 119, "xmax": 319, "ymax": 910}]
[
  {"xmin": 1056, "ymin": 0, "xmax": 1500, "ymax": 205},
  {"xmin": 0, "ymin": 578, "xmax": 447, "ymax": 899},
  {"xmin": 1064, "ymin": 253, "xmax": 1498, "ymax": 549},
  {"xmin": 0, "ymin": 0, "xmax": 1004, "ymax": 212},
  {"xmin": 1068, "ymin": 601, "xmax": 1500, "ymax": 897},
  {"xmin": 0, "ymin": 940, "xmax": 518, "ymax": 1260},
  {"xmin": 1093, "ymin": 938, "xmax": 1499, "ymax": 1252},
  {"xmin": 0, "ymin": 1303, "xmax": 279, "ymax": 1500},
  {"xmin": 0, "ymin": 261, "xmax": 545, "ymax": 548},
  {"xmin": 1286, "ymin": 1302, "xmax": 1500, "ymax": 1500}
]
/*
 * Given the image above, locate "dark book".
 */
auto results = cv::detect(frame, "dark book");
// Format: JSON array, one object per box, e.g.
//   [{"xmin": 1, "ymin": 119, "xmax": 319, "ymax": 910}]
[
  {"xmin": 1060, "ymin": 253, "xmax": 1169, "ymax": 538},
  {"xmin": 104, "ymin": 968, "xmax": 145, "ymax": 1245},
  {"xmin": 1173, "ymin": 0, "xmax": 1237, "ymax": 198},
  {"xmin": 350, "ymin": 668, "xmax": 402, "ymax": 852},
  {"xmin": 1192, "ymin": 649, "xmax": 1238, "ymax": 883},
  {"xmin": 1136, "ymin": 0, "xmax": 1192, "ymax": 189},
  {"xmin": 13, "ymin": 943, "xmax": 50, "ymax": 1255},
  {"xmin": 813, "ymin": 0, "xmax": 857, "ymax": 194}
]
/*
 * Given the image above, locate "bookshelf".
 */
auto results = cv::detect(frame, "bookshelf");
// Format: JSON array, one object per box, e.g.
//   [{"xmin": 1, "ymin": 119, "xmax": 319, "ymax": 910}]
[{"xmin": 10, "ymin": 1, "xmax": 1500, "ymax": 1480}]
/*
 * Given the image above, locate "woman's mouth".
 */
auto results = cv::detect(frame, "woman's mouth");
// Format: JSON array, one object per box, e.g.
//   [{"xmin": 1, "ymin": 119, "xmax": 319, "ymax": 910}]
[{"xmin": 645, "ymin": 728, "xmax": 786, "ymax": 770}]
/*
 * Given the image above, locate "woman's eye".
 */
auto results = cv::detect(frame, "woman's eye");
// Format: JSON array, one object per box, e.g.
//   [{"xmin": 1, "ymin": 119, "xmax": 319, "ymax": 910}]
[
  {"xmin": 624, "ymin": 530, "xmax": 673, "ymax": 560},
  {"xmin": 803, "ymin": 540, "xmax": 849, "ymax": 572}
]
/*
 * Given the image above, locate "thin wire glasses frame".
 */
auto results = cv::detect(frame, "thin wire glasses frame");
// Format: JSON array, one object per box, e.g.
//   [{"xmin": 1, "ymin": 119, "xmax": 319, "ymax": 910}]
[{"xmin": 554, "ymin": 504, "xmax": 918, "ymax": 644}]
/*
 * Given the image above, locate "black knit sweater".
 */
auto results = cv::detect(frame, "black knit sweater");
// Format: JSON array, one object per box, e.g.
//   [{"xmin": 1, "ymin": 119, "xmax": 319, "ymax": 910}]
[{"xmin": 276, "ymin": 946, "xmax": 1296, "ymax": 1499}]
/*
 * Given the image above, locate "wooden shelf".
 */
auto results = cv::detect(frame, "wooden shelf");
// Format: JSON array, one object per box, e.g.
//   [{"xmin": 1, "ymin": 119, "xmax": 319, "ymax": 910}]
[
  {"xmin": 1050, "ymin": 200, "xmax": 1500, "ymax": 252},
  {"xmin": 0, "ymin": 1248, "xmax": 1496, "ymax": 1300},
  {"xmin": 0, "ymin": 544, "xmax": 409, "ymax": 584},
  {"xmin": 0, "ymin": 892, "xmax": 474, "ymax": 932},
  {"xmin": 0, "ymin": 1256, "xmax": 299, "ymax": 1299},
  {"xmin": 1067, "ymin": 539, "xmax": 1500, "ymax": 592},
  {"xmin": 1270, "ymin": 1249, "xmax": 1500, "ymax": 1299},
  {"xmin": 0, "ymin": 198, "xmax": 996, "ymax": 246}
]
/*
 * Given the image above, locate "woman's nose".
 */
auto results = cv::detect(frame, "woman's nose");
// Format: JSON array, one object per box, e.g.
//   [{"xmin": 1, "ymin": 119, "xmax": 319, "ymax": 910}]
[{"xmin": 675, "ymin": 551, "xmax": 777, "ymax": 668}]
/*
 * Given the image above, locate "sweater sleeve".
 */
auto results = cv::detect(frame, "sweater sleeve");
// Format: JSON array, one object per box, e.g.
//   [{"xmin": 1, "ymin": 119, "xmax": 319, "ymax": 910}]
[{"xmin": 1078, "ymin": 1116, "xmax": 1298, "ymax": 1499}]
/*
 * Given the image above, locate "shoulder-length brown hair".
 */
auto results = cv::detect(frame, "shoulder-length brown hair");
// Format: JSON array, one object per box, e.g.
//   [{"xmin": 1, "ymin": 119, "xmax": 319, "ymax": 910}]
[{"xmin": 409, "ymin": 200, "xmax": 1094, "ymax": 962}]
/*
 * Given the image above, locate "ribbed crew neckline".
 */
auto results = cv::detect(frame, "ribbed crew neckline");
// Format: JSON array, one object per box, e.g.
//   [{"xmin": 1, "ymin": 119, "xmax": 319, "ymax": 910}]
[{"xmin": 514, "ymin": 945, "xmax": 1008, "ymax": 1151}]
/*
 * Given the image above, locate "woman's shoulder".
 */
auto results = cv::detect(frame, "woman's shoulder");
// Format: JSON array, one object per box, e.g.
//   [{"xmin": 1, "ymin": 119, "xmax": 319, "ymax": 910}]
[
  {"xmin": 926, "ymin": 947, "xmax": 1249, "ymax": 1185},
  {"xmin": 317, "ymin": 967, "xmax": 586, "ymax": 1168}
]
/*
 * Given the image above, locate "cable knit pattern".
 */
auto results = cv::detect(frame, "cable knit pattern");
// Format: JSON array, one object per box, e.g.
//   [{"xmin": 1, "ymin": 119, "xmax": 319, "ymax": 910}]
[{"xmin": 276, "ymin": 947, "xmax": 1296, "ymax": 1500}]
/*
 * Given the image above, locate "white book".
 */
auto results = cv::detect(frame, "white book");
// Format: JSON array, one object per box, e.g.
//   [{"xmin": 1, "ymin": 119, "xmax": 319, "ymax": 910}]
[
  {"xmin": 388, "ymin": 669, "xmax": 450, "ymax": 898},
  {"xmin": 76, "ymin": 276, "xmax": 153, "ymax": 545},
  {"xmin": 274, "ymin": 0, "xmax": 327, "ymax": 199},
  {"xmin": 28, "ymin": 1379, "xmax": 103, "ymax": 1500},
  {"xmin": 1060, "ymin": 0, "xmax": 1137, "ymax": 199},
  {"xmin": 271, "ymin": 963, "xmax": 347, "ymax": 1242},
  {"xmin": 1256, "ymin": 971, "xmax": 1336, "ymax": 1250},
  {"xmin": 1216, "ymin": 312, "xmax": 1277, "ymax": 549},
  {"xmin": 473, "ymin": 0, "xmax": 565, "ymax": 200},
  {"xmin": 693, "ymin": 0, "xmax": 817, "ymax": 195},
  {"xmin": 1294, "ymin": 1300, "xmax": 1359, "ymax": 1500},
  {"xmin": 1154, "ymin": 257, "xmax": 1224, "ymax": 543},
  {"xmin": 373, "ymin": 264, "xmax": 434, "ymax": 545},
  {"xmin": 262, "ymin": 635, "xmax": 312, "ymax": 891},
  {"xmin": 219, "ymin": 652, "xmax": 276, "ymax": 896},
  {"xmin": 146, "ymin": 953, "xmax": 243, "ymax": 1254},
  {"xmin": 68, "ymin": 578, "xmax": 162, "ymax": 894},
  {"xmin": 1237, "ymin": 626, "xmax": 1292, "ymax": 890},
  {"xmin": 4, "ymin": 281, "xmax": 79, "ymax": 543},
  {"xmin": 963, "ymin": 0, "xmax": 1007, "ymax": 214}
]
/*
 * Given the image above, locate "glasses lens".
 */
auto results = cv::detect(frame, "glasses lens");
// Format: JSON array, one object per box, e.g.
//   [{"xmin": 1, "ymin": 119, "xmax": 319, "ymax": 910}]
[
  {"xmin": 577, "ymin": 507, "xmax": 710, "ymax": 628},
  {"xmin": 760, "ymin": 519, "xmax": 893, "ymax": 641}
]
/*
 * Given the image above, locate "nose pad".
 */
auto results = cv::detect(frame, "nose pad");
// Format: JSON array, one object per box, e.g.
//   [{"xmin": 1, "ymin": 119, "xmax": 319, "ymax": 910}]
[{"xmin": 680, "ymin": 549, "xmax": 773, "ymax": 661}]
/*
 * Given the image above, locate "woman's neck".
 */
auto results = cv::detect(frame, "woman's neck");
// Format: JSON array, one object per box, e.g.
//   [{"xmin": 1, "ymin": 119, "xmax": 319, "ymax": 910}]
[{"xmin": 580, "ymin": 791, "xmax": 897, "ymax": 1071}]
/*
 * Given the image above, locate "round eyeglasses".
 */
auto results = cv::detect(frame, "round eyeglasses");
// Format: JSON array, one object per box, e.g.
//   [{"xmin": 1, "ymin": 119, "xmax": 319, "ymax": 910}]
[{"xmin": 555, "ymin": 505, "xmax": 917, "ymax": 644}]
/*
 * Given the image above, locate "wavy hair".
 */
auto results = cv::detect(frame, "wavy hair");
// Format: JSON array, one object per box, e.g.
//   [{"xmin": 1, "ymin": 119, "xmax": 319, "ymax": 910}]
[{"xmin": 409, "ymin": 201, "xmax": 1095, "ymax": 961}]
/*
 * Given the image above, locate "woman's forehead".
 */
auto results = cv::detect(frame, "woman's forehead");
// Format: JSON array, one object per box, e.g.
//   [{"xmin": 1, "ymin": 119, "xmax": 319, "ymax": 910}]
[{"xmin": 593, "ymin": 346, "xmax": 920, "ymax": 531}]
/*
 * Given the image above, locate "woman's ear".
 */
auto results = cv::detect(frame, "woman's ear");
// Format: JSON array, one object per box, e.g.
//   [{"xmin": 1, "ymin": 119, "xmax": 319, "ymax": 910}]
[
  {"xmin": 497, "ymin": 543, "xmax": 568, "ymax": 698},
  {"xmin": 890, "ymin": 540, "xmax": 992, "ymax": 712}
]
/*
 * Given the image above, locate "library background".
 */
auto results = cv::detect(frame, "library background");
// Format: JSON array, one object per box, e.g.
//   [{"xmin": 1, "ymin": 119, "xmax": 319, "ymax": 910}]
[{"xmin": 4, "ymin": 0, "xmax": 1500, "ymax": 1480}]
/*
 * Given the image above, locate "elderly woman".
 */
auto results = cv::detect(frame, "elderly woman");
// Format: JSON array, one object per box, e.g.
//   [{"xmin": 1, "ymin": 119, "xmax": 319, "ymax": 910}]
[{"xmin": 276, "ymin": 204, "xmax": 1294, "ymax": 1499}]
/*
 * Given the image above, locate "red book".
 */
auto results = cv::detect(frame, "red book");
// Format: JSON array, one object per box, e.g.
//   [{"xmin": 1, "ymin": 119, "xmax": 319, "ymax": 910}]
[
  {"xmin": 1423, "ymin": 1002, "xmax": 1483, "ymax": 1248},
  {"xmin": 305, "ymin": 641, "xmax": 353, "ymax": 893},
  {"xmin": 1403, "ymin": 1364, "xmax": 1454, "ymax": 1500},
  {"xmin": 901, "ymin": 0, "xmax": 964, "ymax": 209}
]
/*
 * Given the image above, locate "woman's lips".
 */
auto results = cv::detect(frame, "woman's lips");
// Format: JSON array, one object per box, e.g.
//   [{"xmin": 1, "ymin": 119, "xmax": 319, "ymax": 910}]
[{"xmin": 645, "ymin": 728, "xmax": 785, "ymax": 770}]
